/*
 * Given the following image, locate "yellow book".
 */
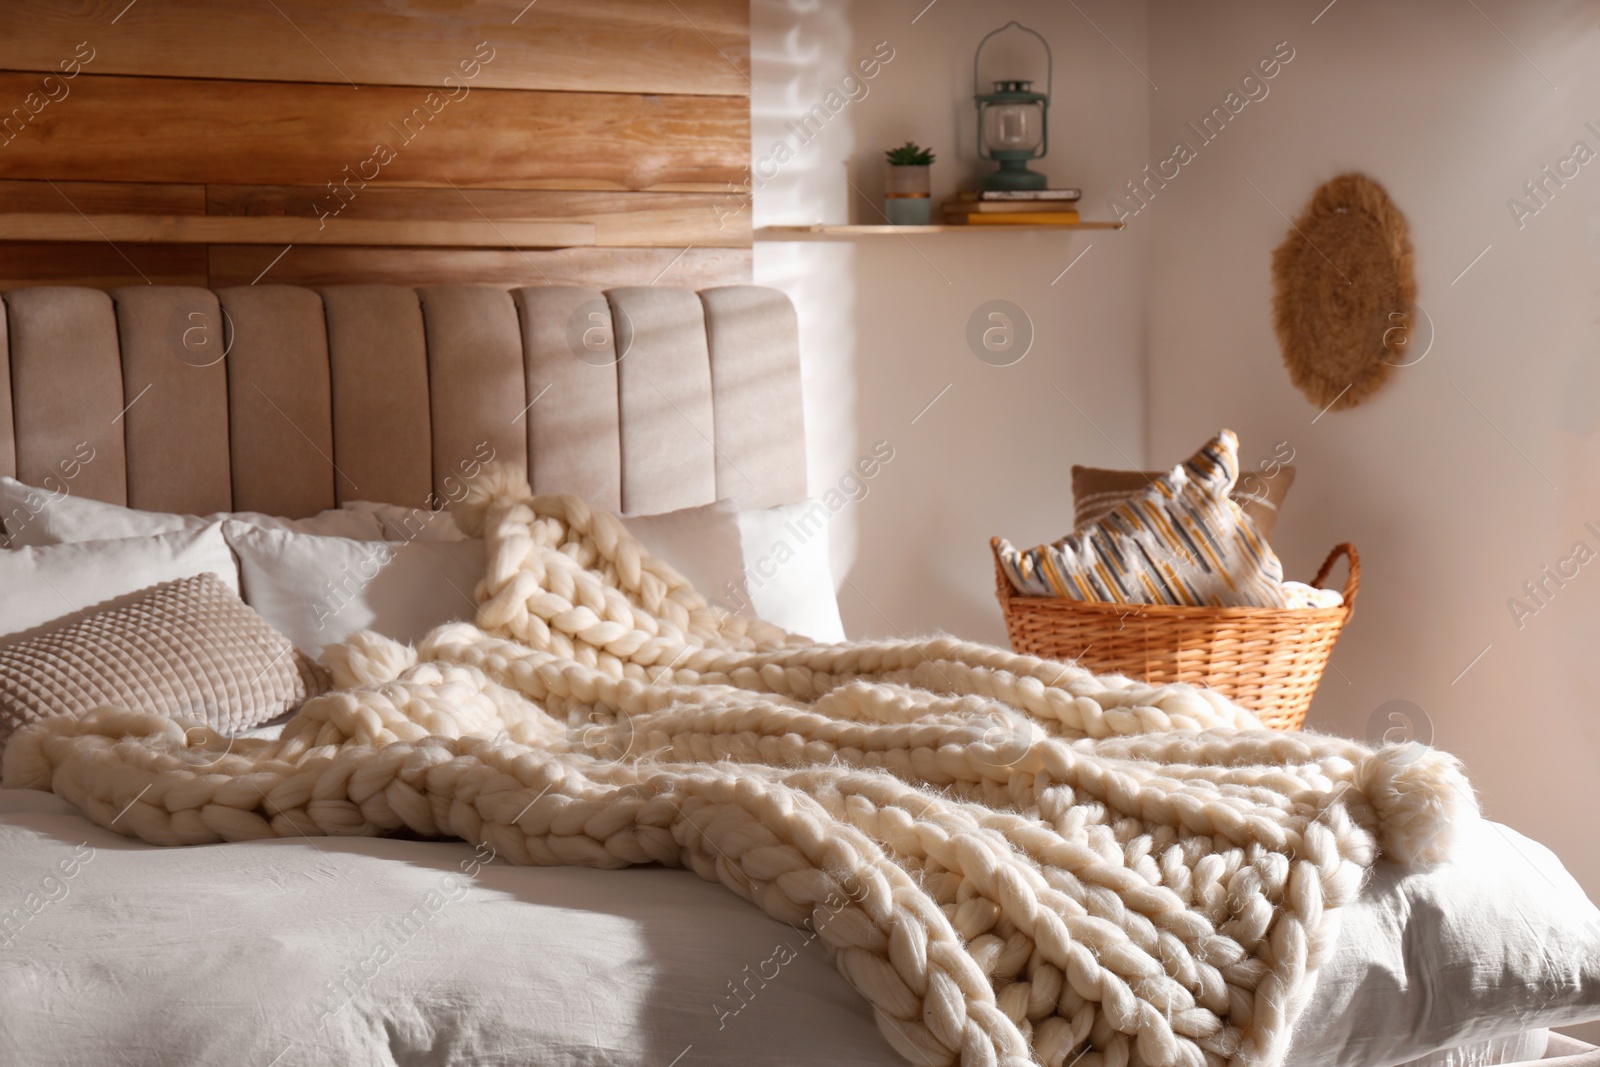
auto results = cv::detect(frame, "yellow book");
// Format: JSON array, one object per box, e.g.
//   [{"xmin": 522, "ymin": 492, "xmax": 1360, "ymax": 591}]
[
  {"xmin": 948, "ymin": 209, "xmax": 1081, "ymax": 225},
  {"xmin": 945, "ymin": 199, "xmax": 1081, "ymax": 213}
]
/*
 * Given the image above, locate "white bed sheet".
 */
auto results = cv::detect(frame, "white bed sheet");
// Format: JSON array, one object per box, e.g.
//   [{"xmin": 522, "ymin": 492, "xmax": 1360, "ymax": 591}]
[
  {"xmin": 0, "ymin": 788, "xmax": 902, "ymax": 1067},
  {"xmin": 1, "ymin": 786, "xmax": 1589, "ymax": 1067}
]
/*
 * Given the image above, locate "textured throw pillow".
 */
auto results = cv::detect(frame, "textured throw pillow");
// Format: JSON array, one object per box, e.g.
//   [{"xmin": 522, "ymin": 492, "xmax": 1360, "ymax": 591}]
[
  {"xmin": 1073, "ymin": 463, "xmax": 1296, "ymax": 542},
  {"xmin": 0, "ymin": 525, "xmax": 240, "ymax": 645},
  {"xmin": 0, "ymin": 476, "xmax": 384, "ymax": 548},
  {"xmin": 224, "ymin": 523, "xmax": 487, "ymax": 659},
  {"xmin": 0, "ymin": 573, "xmax": 327, "ymax": 745},
  {"xmin": 997, "ymin": 430, "xmax": 1301, "ymax": 608}
]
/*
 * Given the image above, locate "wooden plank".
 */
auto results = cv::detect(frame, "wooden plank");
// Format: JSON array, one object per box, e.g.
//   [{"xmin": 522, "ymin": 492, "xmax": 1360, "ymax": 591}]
[
  {"xmin": 206, "ymin": 186, "xmax": 750, "ymax": 249},
  {"xmin": 207, "ymin": 245, "xmax": 751, "ymax": 290},
  {"xmin": 0, "ymin": 0, "xmax": 749, "ymax": 96},
  {"xmin": 0, "ymin": 180, "xmax": 206, "ymax": 215},
  {"xmin": 0, "ymin": 242, "xmax": 207, "ymax": 289},
  {"xmin": 0, "ymin": 212, "xmax": 596, "ymax": 248},
  {"xmin": 0, "ymin": 74, "xmax": 747, "ymax": 192},
  {"xmin": 755, "ymin": 223, "xmax": 1125, "ymax": 238}
]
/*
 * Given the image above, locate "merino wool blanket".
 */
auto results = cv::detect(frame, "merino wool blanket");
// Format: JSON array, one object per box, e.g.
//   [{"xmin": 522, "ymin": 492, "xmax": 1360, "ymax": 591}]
[{"xmin": 3, "ymin": 466, "xmax": 1479, "ymax": 1067}]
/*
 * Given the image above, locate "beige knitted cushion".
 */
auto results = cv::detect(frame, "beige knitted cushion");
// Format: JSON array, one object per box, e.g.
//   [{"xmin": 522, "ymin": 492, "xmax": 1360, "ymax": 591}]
[{"xmin": 0, "ymin": 573, "xmax": 328, "ymax": 745}]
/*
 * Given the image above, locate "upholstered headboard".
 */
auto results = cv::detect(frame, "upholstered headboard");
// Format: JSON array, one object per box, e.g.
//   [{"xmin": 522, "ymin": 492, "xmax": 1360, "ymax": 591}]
[{"xmin": 0, "ymin": 285, "xmax": 806, "ymax": 519}]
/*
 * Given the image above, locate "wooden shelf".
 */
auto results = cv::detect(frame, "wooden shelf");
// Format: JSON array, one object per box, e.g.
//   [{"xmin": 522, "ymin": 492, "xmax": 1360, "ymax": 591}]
[
  {"xmin": 0, "ymin": 213, "xmax": 597, "ymax": 248},
  {"xmin": 756, "ymin": 222, "xmax": 1122, "ymax": 239}
]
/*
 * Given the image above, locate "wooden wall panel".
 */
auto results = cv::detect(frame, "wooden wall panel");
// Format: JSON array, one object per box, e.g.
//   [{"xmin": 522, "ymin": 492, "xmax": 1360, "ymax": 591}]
[
  {"xmin": 0, "ymin": 180, "xmax": 205, "ymax": 215},
  {"xmin": 205, "ymin": 187, "xmax": 750, "ymax": 248},
  {"xmin": 0, "ymin": 243, "xmax": 206, "ymax": 289},
  {"xmin": 0, "ymin": 2, "xmax": 752, "ymax": 290},
  {"xmin": 207, "ymin": 246, "xmax": 752, "ymax": 291},
  {"xmin": 0, "ymin": 74, "xmax": 746, "ymax": 192},
  {"xmin": 0, "ymin": 213, "xmax": 596, "ymax": 249},
  {"xmin": 0, "ymin": 0, "xmax": 749, "ymax": 96}
]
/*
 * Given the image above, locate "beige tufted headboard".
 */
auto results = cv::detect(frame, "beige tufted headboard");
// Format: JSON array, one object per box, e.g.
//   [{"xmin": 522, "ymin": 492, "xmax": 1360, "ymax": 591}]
[{"xmin": 0, "ymin": 285, "xmax": 807, "ymax": 519}]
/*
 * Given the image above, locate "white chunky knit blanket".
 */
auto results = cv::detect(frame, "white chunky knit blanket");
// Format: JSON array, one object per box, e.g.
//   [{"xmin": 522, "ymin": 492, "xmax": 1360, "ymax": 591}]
[{"xmin": 3, "ymin": 467, "xmax": 1479, "ymax": 1067}]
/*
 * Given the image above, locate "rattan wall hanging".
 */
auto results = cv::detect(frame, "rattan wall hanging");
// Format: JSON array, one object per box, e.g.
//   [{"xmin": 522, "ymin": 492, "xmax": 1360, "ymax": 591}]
[{"xmin": 1271, "ymin": 173, "xmax": 1416, "ymax": 412}]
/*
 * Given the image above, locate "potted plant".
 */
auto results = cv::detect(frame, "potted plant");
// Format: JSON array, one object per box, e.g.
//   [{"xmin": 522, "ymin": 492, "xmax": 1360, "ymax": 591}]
[{"xmin": 884, "ymin": 141, "xmax": 935, "ymax": 226}]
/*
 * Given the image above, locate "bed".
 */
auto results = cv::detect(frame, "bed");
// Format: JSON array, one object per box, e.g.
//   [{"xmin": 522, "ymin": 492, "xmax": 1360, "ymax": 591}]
[{"xmin": 1, "ymin": 283, "xmax": 1597, "ymax": 1067}]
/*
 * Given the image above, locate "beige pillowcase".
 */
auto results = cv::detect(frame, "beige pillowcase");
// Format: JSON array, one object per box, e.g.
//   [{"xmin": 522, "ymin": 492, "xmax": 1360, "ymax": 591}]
[
  {"xmin": 0, "ymin": 573, "xmax": 328, "ymax": 746},
  {"xmin": 1072, "ymin": 463, "xmax": 1296, "ymax": 542}
]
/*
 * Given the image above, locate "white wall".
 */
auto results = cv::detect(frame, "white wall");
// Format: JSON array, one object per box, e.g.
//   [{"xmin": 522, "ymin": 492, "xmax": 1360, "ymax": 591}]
[
  {"xmin": 1144, "ymin": 0, "xmax": 1600, "ymax": 920},
  {"xmin": 751, "ymin": 0, "xmax": 1151, "ymax": 643}
]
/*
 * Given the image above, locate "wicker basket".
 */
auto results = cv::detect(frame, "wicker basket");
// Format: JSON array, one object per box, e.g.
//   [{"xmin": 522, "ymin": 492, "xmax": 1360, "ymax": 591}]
[{"xmin": 990, "ymin": 540, "xmax": 1359, "ymax": 730}]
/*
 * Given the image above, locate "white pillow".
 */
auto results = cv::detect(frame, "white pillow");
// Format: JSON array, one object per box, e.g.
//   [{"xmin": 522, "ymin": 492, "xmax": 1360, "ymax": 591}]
[
  {"xmin": 620, "ymin": 500, "xmax": 751, "ymax": 619},
  {"xmin": 223, "ymin": 523, "xmax": 486, "ymax": 659},
  {"xmin": 1289, "ymin": 817, "xmax": 1600, "ymax": 1067},
  {"xmin": 349, "ymin": 493, "xmax": 846, "ymax": 643},
  {"xmin": 618, "ymin": 497, "xmax": 846, "ymax": 641},
  {"xmin": 0, "ymin": 525, "xmax": 238, "ymax": 645},
  {"xmin": 736, "ymin": 499, "xmax": 845, "ymax": 643},
  {"xmin": 0, "ymin": 477, "xmax": 384, "ymax": 548},
  {"xmin": 339, "ymin": 498, "xmax": 756, "ymax": 620},
  {"xmin": 340, "ymin": 501, "xmax": 467, "ymax": 543}
]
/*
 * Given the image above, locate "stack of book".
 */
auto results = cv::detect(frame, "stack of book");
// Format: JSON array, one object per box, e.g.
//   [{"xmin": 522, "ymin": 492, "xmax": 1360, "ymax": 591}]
[{"xmin": 943, "ymin": 188, "xmax": 1082, "ymax": 225}]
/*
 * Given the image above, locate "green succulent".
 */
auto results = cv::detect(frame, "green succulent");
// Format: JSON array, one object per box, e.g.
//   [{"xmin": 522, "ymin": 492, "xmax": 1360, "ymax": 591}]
[{"xmin": 885, "ymin": 141, "xmax": 936, "ymax": 166}]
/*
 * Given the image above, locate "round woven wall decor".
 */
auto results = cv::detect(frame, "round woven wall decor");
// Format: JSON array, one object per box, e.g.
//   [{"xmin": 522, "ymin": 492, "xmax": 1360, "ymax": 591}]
[{"xmin": 1271, "ymin": 173, "xmax": 1416, "ymax": 412}]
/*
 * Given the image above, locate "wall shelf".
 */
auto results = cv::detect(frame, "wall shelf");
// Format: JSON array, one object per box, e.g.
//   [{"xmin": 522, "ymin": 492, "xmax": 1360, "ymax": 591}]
[{"xmin": 756, "ymin": 222, "xmax": 1122, "ymax": 239}]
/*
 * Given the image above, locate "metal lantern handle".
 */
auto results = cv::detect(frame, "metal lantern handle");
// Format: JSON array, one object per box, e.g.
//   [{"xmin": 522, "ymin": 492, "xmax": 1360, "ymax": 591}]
[{"xmin": 972, "ymin": 20, "xmax": 1053, "ymax": 99}]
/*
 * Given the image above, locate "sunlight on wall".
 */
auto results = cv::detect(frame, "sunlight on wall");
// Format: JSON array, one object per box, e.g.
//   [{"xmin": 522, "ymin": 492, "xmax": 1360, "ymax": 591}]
[
  {"xmin": 751, "ymin": 0, "xmax": 861, "ymax": 587},
  {"xmin": 753, "ymin": 0, "xmax": 1152, "ymax": 642}
]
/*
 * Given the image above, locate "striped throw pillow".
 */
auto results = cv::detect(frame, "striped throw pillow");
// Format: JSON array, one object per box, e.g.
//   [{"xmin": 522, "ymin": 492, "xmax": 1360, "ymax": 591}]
[
  {"xmin": 1072, "ymin": 463, "xmax": 1295, "ymax": 542},
  {"xmin": 997, "ymin": 430, "xmax": 1299, "ymax": 608}
]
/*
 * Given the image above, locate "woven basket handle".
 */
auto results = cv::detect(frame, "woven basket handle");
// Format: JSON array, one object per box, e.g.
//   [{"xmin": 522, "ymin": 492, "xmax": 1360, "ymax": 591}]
[
  {"xmin": 990, "ymin": 537, "xmax": 1012, "ymax": 601},
  {"xmin": 1311, "ymin": 543, "xmax": 1360, "ymax": 607}
]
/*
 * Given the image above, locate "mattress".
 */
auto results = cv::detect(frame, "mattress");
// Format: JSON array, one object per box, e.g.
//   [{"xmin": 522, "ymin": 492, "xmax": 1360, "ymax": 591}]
[{"xmin": 0, "ymin": 786, "xmax": 1563, "ymax": 1067}]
